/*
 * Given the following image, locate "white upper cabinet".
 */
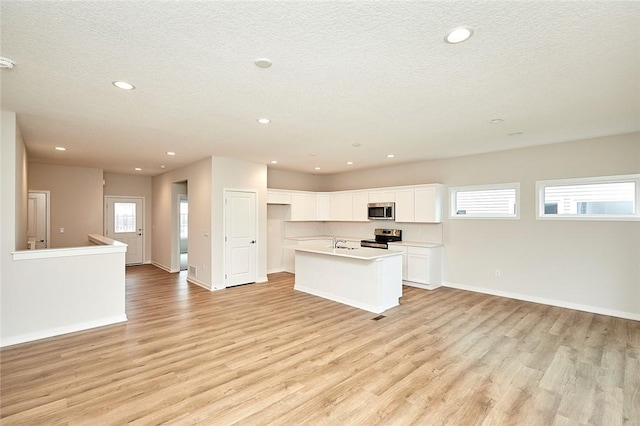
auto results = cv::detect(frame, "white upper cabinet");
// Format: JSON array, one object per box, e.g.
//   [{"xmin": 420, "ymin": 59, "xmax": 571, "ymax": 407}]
[
  {"xmin": 414, "ymin": 185, "xmax": 442, "ymax": 223},
  {"xmin": 352, "ymin": 192, "xmax": 369, "ymax": 221},
  {"xmin": 395, "ymin": 184, "xmax": 443, "ymax": 223},
  {"xmin": 330, "ymin": 191, "xmax": 369, "ymax": 221},
  {"xmin": 290, "ymin": 192, "xmax": 317, "ymax": 221},
  {"xmin": 394, "ymin": 189, "xmax": 415, "ymax": 222},
  {"xmin": 268, "ymin": 184, "xmax": 442, "ymax": 223},
  {"xmin": 368, "ymin": 190, "xmax": 395, "ymax": 203},
  {"xmin": 330, "ymin": 192, "xmax": 353, "ymax": 221},
  {"xmin": 266, "ymin": 189, "xmax": 291, "ymax": 205},
  {"xmin": 316, "ymin": 193, "xmax": 331, "ymax": 221}
]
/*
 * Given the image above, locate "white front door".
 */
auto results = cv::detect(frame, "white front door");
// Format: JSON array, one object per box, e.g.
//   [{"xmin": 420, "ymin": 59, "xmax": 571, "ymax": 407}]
[
  {"xmin": 27, "ymin": 191, "xmax": 49, "ymax": 249},
  {"xmin": 225, "ymin": 190, "xmax": 257, "ymax": 287},
  {"xmin": 105, "ymin": 197, "xmax": 144, "ymax": 265}
]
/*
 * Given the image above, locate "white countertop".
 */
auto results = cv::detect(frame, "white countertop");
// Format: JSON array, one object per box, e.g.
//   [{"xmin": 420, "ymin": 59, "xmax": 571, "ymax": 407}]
[
  {"xmin": 387, "ymin": 241, "xmax": 443, "ymax": 248},
  {"xmin": 285, "ymin": 235, "xmax": 442, "ymax": 248},
  {"xmin": 294, "ymin": 243, "xmax": 403, "ymax": 260},
  {"xmin": 285, "ymin": 235, "xmax": 362, "ymax": 242}
]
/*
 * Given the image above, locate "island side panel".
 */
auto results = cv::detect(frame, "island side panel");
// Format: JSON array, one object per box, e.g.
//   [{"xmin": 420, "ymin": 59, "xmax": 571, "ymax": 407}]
[{"xmin": 293, "ymin": 250, "xmax": 402, "ymax": 314}]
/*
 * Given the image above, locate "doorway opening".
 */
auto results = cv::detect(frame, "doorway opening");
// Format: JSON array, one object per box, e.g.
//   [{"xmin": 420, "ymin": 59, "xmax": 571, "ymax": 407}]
[
  {"xmin": 28, "ymin": 190, "xmax": 50, "ymax": 249},
  {"xmin": 179, "ymin": 194, "xmax": 188, "ymax": 271},
  {"xmin": 171, "ymin": 181, "xmax": 188, "ymax": 273}
]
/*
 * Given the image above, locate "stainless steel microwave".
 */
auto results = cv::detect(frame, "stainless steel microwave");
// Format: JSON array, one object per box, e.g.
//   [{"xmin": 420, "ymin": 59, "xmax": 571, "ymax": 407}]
[{"xmin": 367, "ymin": 202, "xmax": 395, "ymax": 220}]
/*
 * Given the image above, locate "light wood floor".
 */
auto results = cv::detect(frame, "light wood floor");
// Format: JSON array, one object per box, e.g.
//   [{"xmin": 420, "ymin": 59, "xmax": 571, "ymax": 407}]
[{"xmin": 1, "ymin": 265, "xmax": 639, "ymax": 425}]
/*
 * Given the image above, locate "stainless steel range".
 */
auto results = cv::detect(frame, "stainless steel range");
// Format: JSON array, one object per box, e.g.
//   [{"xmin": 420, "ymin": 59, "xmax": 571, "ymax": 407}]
[{"xmin": 361, "ymin": 228, "xmax": 402, "ymax": 249}]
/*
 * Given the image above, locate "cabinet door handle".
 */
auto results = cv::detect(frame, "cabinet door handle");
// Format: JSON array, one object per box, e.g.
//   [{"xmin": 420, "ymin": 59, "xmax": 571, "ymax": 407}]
[{"xmin": 250, "ymin": 240, "xmax": 256, "ymax": 244}]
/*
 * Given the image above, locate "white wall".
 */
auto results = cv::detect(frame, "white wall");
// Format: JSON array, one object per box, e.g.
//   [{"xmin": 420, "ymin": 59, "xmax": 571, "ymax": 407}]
[
  {"xmin": 211, "ymin": 157, "xmax": 268, "ymax": 288},
  {"xmin": 152, "ymin": 157, "xmax": 212, "ymax": 287},
  {"xmin": 267, "ymin": 169, "xmax": 327, "ymax": 192},
  {"xmin": 104, "ymin": 172, "xmax": 153, "ymax": 263},
  {"xmin": 321, "ymin": 133, "xmax": 640, "ymax": 319},
  {"xmin": 29, "ymin": 163, "xmax": 104, "ymax": 247},
  {"xmin": 15, "ymin": 124, "xmax": 28, "ymax": 251},
  {"xmin": 2, "ymin": 248, "xmax": 127, "ymax": 347},
  {"xmin": 1, "ymin": 111, "xmax": 126, "ymax": 346}
]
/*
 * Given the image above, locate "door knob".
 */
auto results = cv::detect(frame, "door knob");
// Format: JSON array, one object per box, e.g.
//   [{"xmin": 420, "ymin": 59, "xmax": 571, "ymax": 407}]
[{"xmin": 250, "ymin": 240, "xmax": 256, "ymax": 244}]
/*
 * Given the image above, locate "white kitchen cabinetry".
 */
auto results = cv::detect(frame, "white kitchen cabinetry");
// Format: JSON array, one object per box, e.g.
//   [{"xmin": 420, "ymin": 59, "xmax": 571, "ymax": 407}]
[
  {"xmin": 388, "ymin": 245, "xmax": 408, "ymax": 280},
  {"xmin": 330, "ymin": 193, "xmax": 352, "ymax": 221},
  {"xmin": 352, "ymin": 192, "xmax": 369, "ymax": 221},
  {"xmin": 388, "ymin": 244, "xmax": 442, "ymax": 290},
  {"xmin": 394, "ymin": 189, "xmax": 415, "ymax": 222},
  {"xmin": 267, "ymin": 189, "xmax": 292, "ymax": 205},
  {"xmin": 290, "ymin": 192, "xmax": 317, "ymax": 221},
  {"xmin": 330, "ymin": 191, "xmax": 369, "ymax": 221},
  {"xmin": 394, "ymin": 184, "xmax": 443, "ymax": 223},
  {"xmin": 415, "ymin": 186, "xmax": 442, "ymax": 222},
  {"xmin": 268, "ymin": 183, "xmax": 443, "ymax": 223},
  {"xmin": 316, "ymin": 193, "xmax": 331, "ymax": 221},
  {"xmin": 369, "ymin": 190, "xmax": 395, "ymax": 203}
]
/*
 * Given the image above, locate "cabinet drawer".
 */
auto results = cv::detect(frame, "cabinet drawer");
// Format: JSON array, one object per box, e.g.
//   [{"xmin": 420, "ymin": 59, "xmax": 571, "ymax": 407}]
[{"xmin": 408, "ymin": 246, "xmax": 429, "ymax": 256}]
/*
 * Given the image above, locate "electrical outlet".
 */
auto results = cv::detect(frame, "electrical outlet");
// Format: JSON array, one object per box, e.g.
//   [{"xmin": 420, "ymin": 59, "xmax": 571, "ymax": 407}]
[{"xmin": 494, "ymin": 269, "xmax": 501, "ymax": 277}]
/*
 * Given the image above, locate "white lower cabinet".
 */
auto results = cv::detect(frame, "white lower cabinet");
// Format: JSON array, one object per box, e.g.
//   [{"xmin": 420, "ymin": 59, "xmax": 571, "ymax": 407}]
[{"xmin": 388, "ymin": 244, "xmax": 442, "ymax": 290}]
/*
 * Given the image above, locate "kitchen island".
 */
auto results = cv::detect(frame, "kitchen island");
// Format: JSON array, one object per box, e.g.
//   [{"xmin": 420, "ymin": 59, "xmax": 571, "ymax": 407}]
[{"xmin": 294, "ymin": 244, "xmax": 403, "ymax": 314}]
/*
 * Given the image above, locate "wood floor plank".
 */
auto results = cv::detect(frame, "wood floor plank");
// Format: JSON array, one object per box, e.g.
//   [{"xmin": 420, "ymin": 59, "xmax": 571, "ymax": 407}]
[{"xmin": 1, "ymin": 265, "xmax": 639, "ymax": 425}]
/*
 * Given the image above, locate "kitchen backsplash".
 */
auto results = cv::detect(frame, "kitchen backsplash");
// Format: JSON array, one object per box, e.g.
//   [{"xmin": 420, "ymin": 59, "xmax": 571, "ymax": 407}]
[{"xmin": 285, "ymin": 221, "xmax": 443, "ymax": 244}]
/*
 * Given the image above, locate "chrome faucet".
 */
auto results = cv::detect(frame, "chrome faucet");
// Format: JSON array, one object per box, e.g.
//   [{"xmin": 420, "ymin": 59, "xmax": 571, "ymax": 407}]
[{"xmin": 332, "ymin": 238, "xmax": 347, "ymax": 249}]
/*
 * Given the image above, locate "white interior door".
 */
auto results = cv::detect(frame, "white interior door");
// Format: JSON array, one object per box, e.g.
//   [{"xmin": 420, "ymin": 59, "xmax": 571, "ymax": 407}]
[
  {"xmin": 105, "ymin": 197, "xmax": 144, "ymax": 265},
  {"xmin": 27, "ymin": 191, "xmax": 49, "ymax": 249},
  {"xmin": 225, "ymin": 190, "xmax": 257, "ymax": 286}
]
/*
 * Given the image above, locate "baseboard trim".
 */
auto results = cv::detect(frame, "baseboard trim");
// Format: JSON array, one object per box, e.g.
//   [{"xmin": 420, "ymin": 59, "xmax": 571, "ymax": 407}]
[
  {"xmin": 257, "ymin": 275, "xmax": 269, "ymax": 283},
  {"xmin": 0, "ymin": 314, "xmax": 128, "ymax": 348},
  {"xmin": 403, "ymin": 280, "xmax": 442, "ymax": 291},
  {"xmin": 442, "ymin": 281, "xmax": 640, "ymax": 321},
  {"xmin": 267, "ymin": 268, "xmax": 284, "ymax": 274},
  {"xmin": 187, "ymin": 275, "xmax": 212, "ymax": 291},
  {"xmin": 151, "ymin": 261, "xmax": 171, "ymax": 273}
]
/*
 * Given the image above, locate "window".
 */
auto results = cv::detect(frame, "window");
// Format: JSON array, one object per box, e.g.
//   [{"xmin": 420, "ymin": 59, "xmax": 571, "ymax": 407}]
[
  {"xmin": 536, "ymin": 174, "xmax": 640, "ymax": 220},
  {"xmin": 450, "ymin": 183, "xmax": 520, "ymax": 219},
  {"xmin": 179, "ymin": 199, "xmax": 188, "ymax": 239},
  {"xmin": 114, "ymin": 202, "xmax": 136, "ymax": 233}
]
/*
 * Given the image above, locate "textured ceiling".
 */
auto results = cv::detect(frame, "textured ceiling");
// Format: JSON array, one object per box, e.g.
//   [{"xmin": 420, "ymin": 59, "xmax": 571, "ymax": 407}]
[{"xmin": 1, "ymin": 1, "xmax": 639, "ymax": 175}]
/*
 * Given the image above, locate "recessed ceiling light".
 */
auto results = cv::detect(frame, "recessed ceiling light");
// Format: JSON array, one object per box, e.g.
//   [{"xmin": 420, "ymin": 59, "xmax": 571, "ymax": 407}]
[
  {"xmin": 509, "ymin": 132, "xmax": 524, "ymax": 136},
  {"xmin": 54, "ymin": 146, "xmax": 66, "ymax": 151},
  {"xmin": 257, "ymin": 118, "xmax": 271, "ymax": 124},
  {"xmin": 387, "ymin": 154, "xmax": 395, "ymax": 158},
  {"xmin": 346, "ymin": 161, "xmax": 354, "ymax": 165},
  {"xmin": 444, "ymin": 26, "xmax": 474, "ymax": 44},
  {"xmin": 160, "ymin": 165, "xmax": 166, "ymax": 169},
  {"xmin": 0, "ymin": 57, "xmax": 16, "ymax": 69},
  {"xmin": 352, "ymin": 143, "xmax": 361, "ymax": 147},
  {"xmin": 254, "ymin": 58, "xmax": 272, "ymax": 69},
  {"xmin": 112, "ymin": 80, "xmax": 135, "ymax": 90},
  {"xmin": 314, "ymin": 167, "xmax": 321, "ymax": 170},
  {"xmin": 134, "ymin": 167, "xmax": 142, "ymax": 171},
  {"xmin": 166, "ymin": 151, "xmax": 176, "ymax": 156},
  {"xmin": 489, "ymin": 118, "xmax": 504, "ymax": 124},
  {"xmin": 270, "ymin": 160, "xmax": 278, "ymax": 164},
  {"xmin": 310, "ymin": 153, "xmax": 318, "ymax": 157}
]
